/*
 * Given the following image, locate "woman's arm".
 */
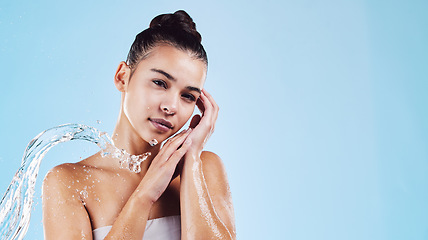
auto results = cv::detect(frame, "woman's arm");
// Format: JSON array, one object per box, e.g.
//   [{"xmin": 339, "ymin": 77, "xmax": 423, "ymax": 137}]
[
  {"xmin": 42, "ymin": 163, "xmax": 154, "ymax": 240},
  {"xmin": 180, "ymin": 89, "xmax": 236, "ymax": 239},
  {"xmin": 42, "ymin": 164, "xmax": 93, "ymax": 239},
  {"xmin": 104, "ymin": 130, "xmax": 192, "ymax": 239},
  {"xmin": 180, "ymin": 151, "xmax": 236, "ymax": 239},
  {"xmin": 43, "ymin": 130, "xmax": 192, "ymax": 240}
]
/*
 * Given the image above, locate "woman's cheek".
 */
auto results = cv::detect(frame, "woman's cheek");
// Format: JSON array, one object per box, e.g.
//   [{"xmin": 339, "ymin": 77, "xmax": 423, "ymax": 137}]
[
  {"xmin": 185, "ymin": 105, "xmax": 196, "ymax": 123},
  {"xmin": 122, "ymin": 95, "xmax": 132, "ymax": 119},
  {"xmin": 123, "ymin": 93, "xmax": 145, "ymax": 124}
]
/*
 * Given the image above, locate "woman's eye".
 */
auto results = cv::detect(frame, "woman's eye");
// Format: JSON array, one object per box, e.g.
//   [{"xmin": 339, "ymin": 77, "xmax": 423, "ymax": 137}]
[
  {"xmin": 153, "ymin": 80, "xmax": 167, "ymax": 89},
  {"xmin": 182, "ymin": 93, "xmax": 196, "ymax": 102}
]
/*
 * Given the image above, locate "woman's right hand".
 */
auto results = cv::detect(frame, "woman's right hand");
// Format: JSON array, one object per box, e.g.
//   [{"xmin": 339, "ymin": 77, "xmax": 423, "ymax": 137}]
[{"xmin": 135, "ymin": 129, "xmax": 192, "ymax": 204}]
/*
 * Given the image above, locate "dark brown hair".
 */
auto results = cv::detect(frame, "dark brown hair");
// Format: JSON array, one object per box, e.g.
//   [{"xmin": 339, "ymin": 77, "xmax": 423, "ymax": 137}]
[{"xmin": 126, "ymin": 10, "xmax": 207, "ymax": 74}]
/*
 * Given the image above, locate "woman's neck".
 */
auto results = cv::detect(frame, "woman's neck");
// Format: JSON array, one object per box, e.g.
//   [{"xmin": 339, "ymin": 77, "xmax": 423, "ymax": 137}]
[
  {"xmin": 112, "ymin": 110, "xmax": 161, "ymax": 155},
  {"xmin": 111, "ymin": 126, "xmax": 160, "ymax": 156},
  {"xmin": 108, "ymin": 114, "xmax": 161, "ymax": 175}
]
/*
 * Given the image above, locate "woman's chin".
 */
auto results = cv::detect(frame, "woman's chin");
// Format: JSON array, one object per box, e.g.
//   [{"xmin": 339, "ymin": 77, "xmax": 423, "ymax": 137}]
[
  {"xmin": 144, "ymin": 134, "xmax": 168, "ymax": 146},
  {"xmin": 144, "ymin": 126, "xmax": 184, "ymax": 146}
]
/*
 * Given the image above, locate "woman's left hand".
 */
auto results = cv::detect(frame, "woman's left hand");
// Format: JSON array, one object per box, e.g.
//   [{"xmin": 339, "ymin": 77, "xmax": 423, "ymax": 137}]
[{"xmin": 187, "ymin": 88, "xmax": 219, "ymax": 156}]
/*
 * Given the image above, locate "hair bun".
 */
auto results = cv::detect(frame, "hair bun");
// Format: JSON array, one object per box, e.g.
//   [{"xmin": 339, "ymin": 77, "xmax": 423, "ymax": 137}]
[{"xmin": 149, "ymin": 10, "xmax": 202, "ymax": 42}]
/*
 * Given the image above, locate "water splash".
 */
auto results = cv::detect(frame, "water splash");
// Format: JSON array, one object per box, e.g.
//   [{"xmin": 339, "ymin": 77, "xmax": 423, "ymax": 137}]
[
  {"xmin": 149, "ymin": 139, "xmax": 158, "ymax": 147},
  {"xmin": 100, "ymin": 143, "xmax": 151, "ymax": 173},
  {"xmin": 0, "ymin": 124, "xmax": 112, "ymax": 240}
]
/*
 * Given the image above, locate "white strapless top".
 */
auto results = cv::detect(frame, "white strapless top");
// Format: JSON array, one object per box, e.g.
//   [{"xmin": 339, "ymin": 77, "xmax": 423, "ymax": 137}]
[{"xmin": 92, "ymin": 215, "xmax": 181, "ymax": 240}]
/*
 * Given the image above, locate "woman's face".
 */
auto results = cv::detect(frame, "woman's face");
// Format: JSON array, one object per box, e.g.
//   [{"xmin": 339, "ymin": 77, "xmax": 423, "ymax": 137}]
[{"xmin": 120, "ymin": 45, "xmax": 206, "ymax": 144}]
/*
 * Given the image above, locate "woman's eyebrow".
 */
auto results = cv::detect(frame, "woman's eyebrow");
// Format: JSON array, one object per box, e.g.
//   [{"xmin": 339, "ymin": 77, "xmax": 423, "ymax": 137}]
[
  {"xmin": 151, "ymin": 68, "xmax": 175, "ymax": 81},
  {"xmin": 151, "ymin": 68, "xmax": 201, "ymax": 94},
  {"xmin": 187, "ymin": 86, "xmax": 201, "ymax": 94}
]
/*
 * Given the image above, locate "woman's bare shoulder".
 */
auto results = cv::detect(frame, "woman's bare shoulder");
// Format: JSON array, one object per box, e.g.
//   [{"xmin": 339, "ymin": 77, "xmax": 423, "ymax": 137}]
[
  {"xmin": 201, "ymin": 150, "xmax": 220, "ymax": 159},
  {"xmin": 200, "ymin": 151, "xmax": 232, "ymax": 198},
  {"xmin": 44, "ymin": 163, "xmax": 79, "ymax": 180},
  {"xmin": 42, "ymin": 163, "xmax": 82, "ymax": 193},
  {"xmin": 42, "ymin": 154, "xmax": 98, "ymax": 190},
  {"xmin": 42, "ymin": 162, "xmax": 94, "ymax": 238},
  {"xmin": 199, "ymin": 151, "xmax": 235, "ymax": 233},
  {"xmin": 200, "ymin": 151, "xmax": 228, "ymax": 177}
]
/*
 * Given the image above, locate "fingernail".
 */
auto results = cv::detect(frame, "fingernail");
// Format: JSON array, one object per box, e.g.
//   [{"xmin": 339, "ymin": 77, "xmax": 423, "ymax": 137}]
[{"xmin": 185, "ymin": 138, "xmax": 192, "ymax": 145}]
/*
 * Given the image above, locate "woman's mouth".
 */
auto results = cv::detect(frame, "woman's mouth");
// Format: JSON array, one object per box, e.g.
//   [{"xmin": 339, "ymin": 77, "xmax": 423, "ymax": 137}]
[{"xmin": 149, "ymin": 118, "xmax": 173, "ymax": 132}]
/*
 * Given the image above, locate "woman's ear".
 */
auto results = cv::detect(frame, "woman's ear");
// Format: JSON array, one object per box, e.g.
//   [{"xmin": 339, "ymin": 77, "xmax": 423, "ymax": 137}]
[{"xmin": 114, "ymin": 61, "xmax": 131, "ymax": 92}]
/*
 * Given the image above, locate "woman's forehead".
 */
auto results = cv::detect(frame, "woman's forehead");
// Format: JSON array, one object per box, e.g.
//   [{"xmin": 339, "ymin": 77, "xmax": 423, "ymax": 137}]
[{"xmin": 136, "ymin": 45, "xmax": 206, "ymax": 87}]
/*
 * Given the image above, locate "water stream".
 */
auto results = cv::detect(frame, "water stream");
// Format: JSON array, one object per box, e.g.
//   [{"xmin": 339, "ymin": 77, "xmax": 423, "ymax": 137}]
[{"xmin": 0, "ymin": 124, "xmax": 112, "ymax": 240}]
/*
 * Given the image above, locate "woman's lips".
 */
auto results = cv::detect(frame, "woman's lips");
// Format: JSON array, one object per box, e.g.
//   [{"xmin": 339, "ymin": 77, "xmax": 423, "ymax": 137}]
[{"xmin": 149, "ymin": 118, "xmax": 173, "ymax": 132}]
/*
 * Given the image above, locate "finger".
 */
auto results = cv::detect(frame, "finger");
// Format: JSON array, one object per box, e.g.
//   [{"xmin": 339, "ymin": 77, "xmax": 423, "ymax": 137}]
[
  {"xmin": 202, "ymin": 89, "xmax": 219, "ymax": 122},
  {"xmin": 158, "ymin": 130, "xmax": 185, "ymax": 156},
  {"xmin": 167, "ymin": 137, "xmax": 192, "ymax": 167},
  {"xmin": 201, "ymin": 90, "xmax": 218, "ymax": 134},
  {"xmin": 164, "ymin": 128, "xmax": 190, "ymax": 144},
  {"xmin": 163, "ymin": 127, "xmax": 191, "ymax": 146},
  {"xmin": 203, "ymin": 90, "xmax": 219, "ymax": 114},
  {"xmin": 156, "ymin": 130, "xmax": 192, "ymax": 163},
  {"xmin": 198, "ymin": 92, "xmax": 213, "ymax": 124},
  {"xmin": 162, "ymin": 130, "xmax": 190, "ymax": 153}
]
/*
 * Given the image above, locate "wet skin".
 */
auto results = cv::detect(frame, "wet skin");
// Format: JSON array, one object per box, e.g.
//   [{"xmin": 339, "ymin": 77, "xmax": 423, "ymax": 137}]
[{"xmin": 42, "ymin": 45, "xmax": 235, "ymax": 239}]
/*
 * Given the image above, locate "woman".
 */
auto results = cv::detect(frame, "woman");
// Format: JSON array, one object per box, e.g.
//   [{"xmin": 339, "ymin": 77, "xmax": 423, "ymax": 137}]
[{"xmin": 42, "ymin": 10, "xmax": 235, "ymax": 240}]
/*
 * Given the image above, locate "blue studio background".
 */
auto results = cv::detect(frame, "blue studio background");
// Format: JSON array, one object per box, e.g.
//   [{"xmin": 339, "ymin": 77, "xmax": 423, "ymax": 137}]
[{"xmin": 1, "ymin": 0, "xmax": 427, "ymax": 239}]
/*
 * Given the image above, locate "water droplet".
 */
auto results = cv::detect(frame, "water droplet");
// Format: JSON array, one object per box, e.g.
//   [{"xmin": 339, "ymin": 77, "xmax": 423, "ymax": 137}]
[
  {"xmin": 80, "ymin": 189, "xmax": 88, "ymax": 199},
  {"xmin": 149, "ymin": 139, "xmax": 158, "ymax": 146}
]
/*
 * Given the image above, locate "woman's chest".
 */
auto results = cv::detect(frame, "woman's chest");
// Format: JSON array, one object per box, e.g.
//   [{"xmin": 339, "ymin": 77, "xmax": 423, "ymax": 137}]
[{"xmin": 82, "ymin": 174, "xmax": 181, "ymax": 229}]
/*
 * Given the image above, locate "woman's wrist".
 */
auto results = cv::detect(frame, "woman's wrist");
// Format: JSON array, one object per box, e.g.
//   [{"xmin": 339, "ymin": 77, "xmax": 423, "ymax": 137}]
[
  {"xmin": 185, "ymin": 149, "xmax": 202, "ymax": 161},
  {"xmin": 131, "ymin": 189, "xmax": 156, "ymax": 207}
]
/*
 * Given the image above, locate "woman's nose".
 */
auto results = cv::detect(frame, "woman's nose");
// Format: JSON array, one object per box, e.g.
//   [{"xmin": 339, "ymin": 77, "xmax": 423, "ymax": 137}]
[{"xmin": 160, "ymin": 97, "xmax": 178, "ymax": 115}]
